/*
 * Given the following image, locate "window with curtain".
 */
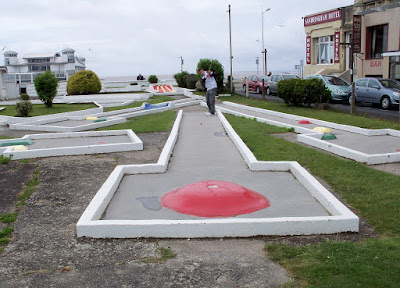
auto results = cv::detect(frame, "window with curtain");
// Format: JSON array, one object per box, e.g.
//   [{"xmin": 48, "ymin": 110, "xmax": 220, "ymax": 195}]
[
  {"xmin": 367, "ymin": 24, "xmax": 388, "ymax": 59},
  {"xmin": 315, "ymin": 36, "xmax": 334, "ymax": 64}
]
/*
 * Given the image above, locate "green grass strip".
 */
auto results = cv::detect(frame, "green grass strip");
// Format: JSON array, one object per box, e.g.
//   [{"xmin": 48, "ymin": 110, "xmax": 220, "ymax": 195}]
[
  {"xmin": 104, "ymin": 95, "xmax": 175, "ymax": 112},
  {"xmin": 266, "ymin": 238, "xmax": 400, "ymax": 288},
  {"xmin": 16, "ymin": 168, "xmax": 39, "ymax": 209},
  {"xmin": 99, "ymin": 110, "xmax": 177, "ymax": 133},
  {"xmin": 0, "ymin": 103, "xmax": 97, "ymax": 117},
  {"xmin": 224, "ymin": 95, "xmax": 400, "ymax": 130},
  {"xmin": 225, "ymin": 114, "xmax": 400, "ymax": 236},
  {"xmin": 0, "ymin": 212, "xmax": 18, "ymax": 223}
]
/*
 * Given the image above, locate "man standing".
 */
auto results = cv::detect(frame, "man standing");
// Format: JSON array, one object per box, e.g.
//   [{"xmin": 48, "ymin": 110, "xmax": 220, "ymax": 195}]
[{"xmin": 199, "ymin": 68, "xmax": 217, "ymax": 115}]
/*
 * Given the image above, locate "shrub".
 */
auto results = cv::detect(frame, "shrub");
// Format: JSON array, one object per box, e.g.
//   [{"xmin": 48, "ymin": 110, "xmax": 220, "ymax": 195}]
[
  {"xmin": 277, "ymin": 78, "xmax": 331, "ymax": 107},
  {"xmin": 20, "ymin": 93, "xmax": 29, "ymax": 101},
  {"xmin": 196, "ymin": 59, "xmax": 225, "ymax": 93},
  {"xmin": 15, "ymin": 100, "xmax": 33, "ymax": 117},
  {"xmin": 185, "ymin": 74, "xmax": 197, "ymax": 89},
  {"xmin": 174, "ymin": 71, "xmax": 189, "ymax": 87},
  {"xmin": 148, "ymin": 75, "xmax": 158, "ymax": 84},
  {"xmin": 34, "ymin": 70, "xmax": 58, "ymax": 108},
  {"xmin": 195, "ymin": 80, "xmax": 206, "ymax": 92},
  {"xmin": 67, "ymin": 70, "xmax": 102, "ymax": 95}
]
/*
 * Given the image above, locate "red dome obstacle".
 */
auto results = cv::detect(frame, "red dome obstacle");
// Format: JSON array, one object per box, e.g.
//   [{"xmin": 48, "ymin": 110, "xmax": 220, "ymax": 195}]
[{"xmin": 161, "ymin": 180, "xmax": 270, "ymax": 218}]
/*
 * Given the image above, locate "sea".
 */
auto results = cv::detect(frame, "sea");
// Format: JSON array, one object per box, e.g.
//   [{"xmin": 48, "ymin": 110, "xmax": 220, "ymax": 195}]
[{"xmin": 101, "ymin": 70, "xmax": 299, "ymax": 83}]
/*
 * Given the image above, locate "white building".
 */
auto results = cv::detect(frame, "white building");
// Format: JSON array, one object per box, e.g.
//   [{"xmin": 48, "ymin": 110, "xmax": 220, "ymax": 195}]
[{"xmin": 3, "ymin": 48, "xmax": 85, "ymax": 81}]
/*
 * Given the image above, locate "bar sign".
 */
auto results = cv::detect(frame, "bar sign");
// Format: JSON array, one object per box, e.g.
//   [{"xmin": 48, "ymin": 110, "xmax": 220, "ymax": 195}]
[{"xmin": 352, "ymin": 15, "xmax": 362, "ymax": 54}]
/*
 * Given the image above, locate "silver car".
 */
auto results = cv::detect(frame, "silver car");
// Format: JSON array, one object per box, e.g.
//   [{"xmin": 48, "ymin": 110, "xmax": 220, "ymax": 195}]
[
  {"xmin": 353, "ymin": 78, "xmax": 400, "ymax": 109},
  {"xmin": 268, "ymin": 74, "xmax": 299, "ymax": 95}
]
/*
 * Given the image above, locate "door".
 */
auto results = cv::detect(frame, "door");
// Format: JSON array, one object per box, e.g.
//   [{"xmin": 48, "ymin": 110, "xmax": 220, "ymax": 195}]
[
  {"xmin": 366, "ymin": 79, "xmax": 381, "ymax": 104},
  {"xmin": 354, "ymin": 79, "xmax": 368, "ymax": 101}
]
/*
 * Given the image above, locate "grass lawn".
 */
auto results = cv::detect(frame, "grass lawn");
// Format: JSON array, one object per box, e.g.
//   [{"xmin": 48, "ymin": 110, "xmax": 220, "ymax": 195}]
[
  {"xmin": 98, "ymin": 110, "xmax": 177, "ymax": 133},
  {"xmin": 224, "ymin": 114, "xmax": 400, "ymax": 287},
  {"xmin": 0, "ymin": 103, "xmax": 97, "ymax": 117},
  {"xmin": 223, "ymin": 94, "xmax": 400, "ymax": 130},
  {"xmin": 104, "ymin": 95, "xmax": 175, "ymax": 112}
]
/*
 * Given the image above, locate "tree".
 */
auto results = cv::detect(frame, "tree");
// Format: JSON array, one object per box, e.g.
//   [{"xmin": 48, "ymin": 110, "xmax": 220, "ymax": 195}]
[
  {"xmin": 34, "ymin": 70, "xmax": 58, "ymax": 108},
  {"xmin": 196, "ymin": 59, "xmax": 225, "ymax": 92}
]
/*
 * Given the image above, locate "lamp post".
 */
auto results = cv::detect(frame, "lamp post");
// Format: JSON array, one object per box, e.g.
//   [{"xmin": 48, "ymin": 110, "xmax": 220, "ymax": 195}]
[
  {"xmin": 261, "ymin": 8, "xmax": 270, "ymax": 75},
  {"xmin": 255, "ymin": 57, "xmax": 259, "ymax": 75},
  {"xmin": 228, "ymin": 5, "xmax": 233, "ymax": 94}
]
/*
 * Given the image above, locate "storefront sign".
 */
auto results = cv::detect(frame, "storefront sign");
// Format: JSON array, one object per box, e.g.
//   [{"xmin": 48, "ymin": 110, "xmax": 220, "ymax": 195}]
[
  {"xmin": 304, "ymin": 10, "xmax": 342, "ymax": 27},
  {"xmin": 352, "ymin": 15, "xmax": 362, "ymax": 54},
  {"xmin": 334, "ymin": 32, "xmax": 340, "ymax": 63},
  {"xmin": 306, "ymin": 36, "xmax": 311, "ymax": 64}
]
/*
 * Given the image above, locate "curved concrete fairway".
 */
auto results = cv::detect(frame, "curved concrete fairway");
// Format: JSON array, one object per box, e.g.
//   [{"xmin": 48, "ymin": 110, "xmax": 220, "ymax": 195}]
[{"xmin": 104, "ymin": 111, "xmax": 329, "ymax": 220}]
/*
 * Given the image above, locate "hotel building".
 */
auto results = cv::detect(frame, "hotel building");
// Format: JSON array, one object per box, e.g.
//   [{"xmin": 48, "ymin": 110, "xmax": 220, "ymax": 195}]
[{"xmin": 304, "ymin": 0, "xmax": 400, "ymax": 82}]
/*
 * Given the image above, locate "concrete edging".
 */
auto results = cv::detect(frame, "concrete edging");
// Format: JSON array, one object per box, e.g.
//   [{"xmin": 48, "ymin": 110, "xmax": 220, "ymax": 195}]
[
  {"xmin": 76, "ymin": 108, "xmax": 359, "ymax": 238},
  {"xmin": 220, "ymin": 101, "xmax": 400, "ymax": 165},
  {"xmin": 2, "ymin": 130, "xmax": 143, "ymax": 160}
]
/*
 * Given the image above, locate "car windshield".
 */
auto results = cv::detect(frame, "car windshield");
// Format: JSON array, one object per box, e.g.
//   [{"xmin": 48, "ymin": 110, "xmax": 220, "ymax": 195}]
[
  {"xmin": 258, "ymin": 76, "xmax": 270, "ymax": 81},
  {"xmin": 322, "ymin": 76, "xmax": 348, "ymax": 86},
  {"xmin": 282, "ymin": 75, "xmax": 297, "ymax": 80},
  {"xmin": 379, "ymin": 79, "xmax": 400, "ymax": 89}
]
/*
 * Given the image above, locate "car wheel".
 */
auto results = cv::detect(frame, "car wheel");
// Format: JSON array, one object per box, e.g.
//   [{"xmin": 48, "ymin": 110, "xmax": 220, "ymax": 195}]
[
  {"xmin": 243, "ymin": 85, "xmax": 246, "ymax": 92},
  {"xmin": 266, "ymin": 87, "xmax": 271, "ymax": 95},
  {"xmin": 381, "ymin": 96, "xmax": 390, "ymax": 110},
  {"xmin": 348, "ymin": 95, "xmax": 356, "ymax": 105},
  {"xmin": 256, "ymin": 86, "xmax": 260, "ymax": 94}
]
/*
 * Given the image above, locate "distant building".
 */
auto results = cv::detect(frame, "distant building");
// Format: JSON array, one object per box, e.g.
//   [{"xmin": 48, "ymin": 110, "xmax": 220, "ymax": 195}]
[
  {"xmin": 304, "ymin": 0, "xmax": 400, "ymax": 82},
  {"xmin": 3, "ymin": 48, "xmax": 86, "ymax": 81}
]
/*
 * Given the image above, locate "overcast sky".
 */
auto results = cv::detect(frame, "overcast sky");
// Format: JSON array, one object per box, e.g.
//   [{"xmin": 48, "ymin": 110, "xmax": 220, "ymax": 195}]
[{"xmin": 1, "ymin": 0, "xmax": 354, "ymax": 78}]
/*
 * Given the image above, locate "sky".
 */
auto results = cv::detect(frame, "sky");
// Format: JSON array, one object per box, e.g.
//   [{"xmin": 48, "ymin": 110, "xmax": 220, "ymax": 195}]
[{"xmin": 1, "ymin": 0, "xmax": 354, "ymax": 78}]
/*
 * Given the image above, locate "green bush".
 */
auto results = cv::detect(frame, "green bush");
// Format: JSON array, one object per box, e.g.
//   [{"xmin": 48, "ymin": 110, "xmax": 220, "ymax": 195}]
[
  {"xmin": 20, "ymin": 93, "xmax": 29, "ymax": 101},
  {"xmin": 174, "ymin": 71, "xmax": 189, "ymax": 87},
  {"xmin": 196, "ymin": 59, "xmax": 225, "ymax": 92},
  {"xmin": 148, "ymin": 75, "xmax": 158, "ymax": 84},
  {"xmin": 67, "ymin": 70, "xmax": 102, "ymax": 95},
  {"xmin": 185, "ymin": 74, "xmax": 197, "ymax": 89},
  {"xmin": 277, "ymin": 78, "xmax": 331, "ymax": 107},
  {"xmin": 195, "ymin": 80, "xmax": 206, "ymax": 92},
  {"xmin": 15, "ymin": 100, "xmax": 33, "ymax": 117},
  {"xmin": 34, "ymin": 70, "xmax": 58, "ymax": 108}
]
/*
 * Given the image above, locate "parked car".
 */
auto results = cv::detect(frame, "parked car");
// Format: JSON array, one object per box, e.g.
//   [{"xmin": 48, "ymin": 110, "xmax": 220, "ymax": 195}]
[
  {"xmin": 242, "ymin": 75, "xmax": 270, "ymax": 94},
  {"xmin": 268, "ymin": 74, "xmax": 299, "ymax": 95},
  {"xmin": 305, "ymin": 74, "xmax": 351, "ymax": 102},
  {"xmin": 352, "ymin": 78, "xmax": 400, "ymax": 109}
]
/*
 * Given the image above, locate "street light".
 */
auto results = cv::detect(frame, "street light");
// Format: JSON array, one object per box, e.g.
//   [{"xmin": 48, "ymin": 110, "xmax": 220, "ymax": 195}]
[{"xmin": 261, "ymin": 8, "xmax": 270, "ymax": 75}]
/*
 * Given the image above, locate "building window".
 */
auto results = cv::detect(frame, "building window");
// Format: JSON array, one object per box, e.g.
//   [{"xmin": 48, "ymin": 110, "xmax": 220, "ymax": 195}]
[
  {"xmin": 315, "ymin": 36, "xmax": 334, "ymax": 64},
  {"xmin": 366, "ymin": 24, "xmax": 388, "ymax": 59}
]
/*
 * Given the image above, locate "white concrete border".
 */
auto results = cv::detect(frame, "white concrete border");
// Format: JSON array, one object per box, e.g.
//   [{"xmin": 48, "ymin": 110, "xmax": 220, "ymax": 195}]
[
  {"xmin": 9, "ymin": 116, "xmax": 127, "ymax": 132},
  {"xmin": 219, "ymin": 101, "xmax": 400, "ymax": 165},
  {"xmin": 1, "ymin": 130, "xmax": 143, "ymax": 160},
  {"xmin": 76, "ymin": 108, "xmax": 359, "ymax": 238}
]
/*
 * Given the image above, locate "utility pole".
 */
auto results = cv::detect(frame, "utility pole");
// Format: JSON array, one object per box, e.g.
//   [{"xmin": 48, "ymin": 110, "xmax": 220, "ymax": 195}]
[
  {"xmin": 228, "ymin": 5, "xmax": 233, "ymax": 94},
  {"xmin": 264, "ymin": 48, "xmax": 267, "ymax": 75},
  {"xmin": 178, "ymin": 56, "xmax": 183, "ymax": 72}
]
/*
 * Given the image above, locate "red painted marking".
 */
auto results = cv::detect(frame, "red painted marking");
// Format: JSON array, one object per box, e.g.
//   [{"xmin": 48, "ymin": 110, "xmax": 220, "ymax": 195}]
[
  {"xmin": 299, "ymin": 120, "xmax": 311, "ymax": 124},
  {"xmin": 161, "ymin": 180, "xmax": 270, "ymax": 218},
  {"xmin": 98, "ymin": 142, "xmax": 105, "ymax": 144},
  {"xmin": 396, "ymin": 149, "xmax": 400, "ymax": 152}
]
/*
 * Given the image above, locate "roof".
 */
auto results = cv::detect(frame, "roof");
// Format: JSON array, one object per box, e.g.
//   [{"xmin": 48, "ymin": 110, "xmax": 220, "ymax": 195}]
[
  {"xmin": 23, "ymin": 53, "xmax": 57, "ymax": 59},
  {"xmin": 62, "ymin": 48, "xmax": 75, "ymax": 53},
  {"xmin": 3, "ymin": 51, "xmax": 18, "ymax": 56}
]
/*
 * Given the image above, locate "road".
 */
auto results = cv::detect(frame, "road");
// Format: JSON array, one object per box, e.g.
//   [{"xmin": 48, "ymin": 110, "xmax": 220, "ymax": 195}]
[{"xmin": 235, "ymin": 90, "xmax": 400, "ymax": 122}]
